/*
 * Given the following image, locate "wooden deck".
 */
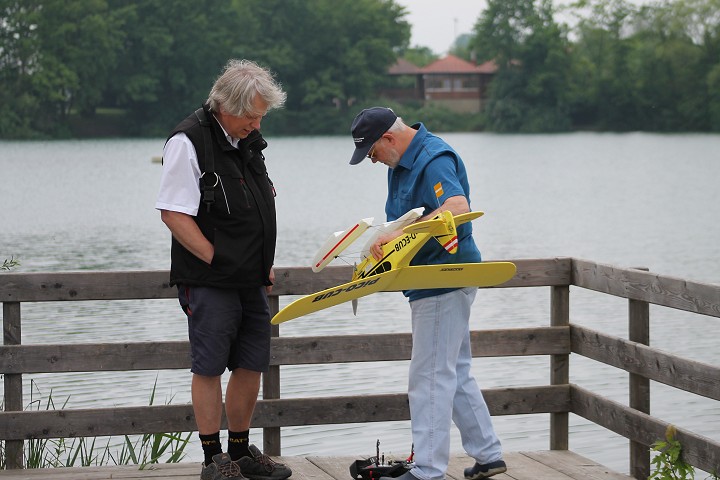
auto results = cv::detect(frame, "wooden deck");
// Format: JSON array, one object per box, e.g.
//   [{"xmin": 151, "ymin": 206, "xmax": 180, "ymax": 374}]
[
  {"xmin": 0, "ymin": 451, "xmax": 632, "ymax": 480},
  {"xmin": 3, "ymin": 261, "xmax": 720, "ymax": 477}
]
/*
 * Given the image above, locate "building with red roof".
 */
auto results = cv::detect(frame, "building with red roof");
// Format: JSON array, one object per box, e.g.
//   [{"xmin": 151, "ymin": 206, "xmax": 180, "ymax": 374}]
[{"xmin": 384, "ymin": 54, "xmax": 497, "ymax": 113}]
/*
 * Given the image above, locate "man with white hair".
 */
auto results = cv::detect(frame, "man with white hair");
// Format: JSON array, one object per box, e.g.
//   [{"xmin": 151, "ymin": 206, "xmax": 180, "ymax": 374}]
[{"xmin": 157, "ymin": 59, "xmax": 290, "ymax": 480}]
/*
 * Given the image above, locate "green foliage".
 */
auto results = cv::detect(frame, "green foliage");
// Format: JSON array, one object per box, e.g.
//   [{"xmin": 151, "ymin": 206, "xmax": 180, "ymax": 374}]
[
  {"xmin": 1, "ymin": 256, "xmax": 20, "ymax": 271},
  {"xmin": 650, "ymin": 425, "xmax": 695, "ymax": 480},
  {"xmin": 240, "ymin": 0, "xmax": 410, "ymax": 112},
  {"xmin": 0, "ymin": 379, "xmax": 190, "ymax": 469},
  {"xmin": 473, "ymin": 0, "xmax": 573, "ymax": 132},
  {"xmin": 114, "ymin": 379, "xmax": 192, "ymax": 468},
  {"xmin": 0, "ymin": 0, "xmax": 410, "ymax": 137},
  {"xmin": 566, "ymin": 0, "xmax": 720, "ymax": 131},
  {"xmin": 400, "ymin": 46, "xmax": 439, "ymax": 67},
  {"xmin": 1, "ymin": 0, "xmax": 720, "ymax": 135}
]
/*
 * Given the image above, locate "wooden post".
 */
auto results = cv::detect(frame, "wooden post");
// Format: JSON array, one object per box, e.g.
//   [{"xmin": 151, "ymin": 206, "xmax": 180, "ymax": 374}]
[
  {"xmin": 550, "ymin": 286, "xmax": 569, "ymax": 450},
  {"xmin": 263, "ymin": 295, "xmax": 282, "ymax": 456},
  {"xmin": 3, "ymin": 301, "xmax": 23, "ymax": 469},
  {"xmin": 629, "ymin": 285, "xmax": 650, "ymax": 479}
]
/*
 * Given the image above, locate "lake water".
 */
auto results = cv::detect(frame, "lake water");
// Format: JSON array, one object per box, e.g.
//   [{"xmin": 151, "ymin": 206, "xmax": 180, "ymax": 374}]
[{"xmin": 1, "ymin": 132, "xmax": 719, "ymax": 474}]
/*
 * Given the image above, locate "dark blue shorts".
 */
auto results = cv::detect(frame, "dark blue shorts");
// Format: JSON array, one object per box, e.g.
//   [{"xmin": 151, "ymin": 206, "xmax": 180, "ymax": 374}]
[{"xmin": 178, "ymin": 285, "xmax": 271, "ymax": 376}]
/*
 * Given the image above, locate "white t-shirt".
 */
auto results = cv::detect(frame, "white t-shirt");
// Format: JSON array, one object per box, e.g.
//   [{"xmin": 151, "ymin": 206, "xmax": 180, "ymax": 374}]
[{"xmin": 155, "ymin": 120, "xmax": 239, "ymax": 216}]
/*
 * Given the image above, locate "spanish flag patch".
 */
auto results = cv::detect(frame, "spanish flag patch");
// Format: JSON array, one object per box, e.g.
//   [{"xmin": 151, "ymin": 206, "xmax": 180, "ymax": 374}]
[{"xmin": 434, "ymin": 182, "xmax": 444, "ymax": 198}]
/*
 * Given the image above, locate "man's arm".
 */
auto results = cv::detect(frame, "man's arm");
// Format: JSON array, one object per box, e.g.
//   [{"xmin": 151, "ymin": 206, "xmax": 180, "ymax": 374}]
[
  {"xmin": 160, "ymin": 210, "xmax": 214, "ymax": 264},
  {"xmin": 370, "ymin": 195, "xmax": 469, "ymax": 260}
]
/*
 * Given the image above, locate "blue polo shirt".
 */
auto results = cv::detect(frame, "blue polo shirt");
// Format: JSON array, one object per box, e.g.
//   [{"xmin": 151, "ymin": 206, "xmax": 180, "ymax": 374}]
[{"xmin": 385, "ymin": 123, "xmax": 482, "ymax": 302}]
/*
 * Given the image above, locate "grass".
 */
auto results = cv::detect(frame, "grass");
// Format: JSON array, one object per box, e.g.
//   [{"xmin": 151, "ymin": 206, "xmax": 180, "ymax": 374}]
[{"xmin": 0, "ymin": 378, "xmax": 191, "ymax": 469}]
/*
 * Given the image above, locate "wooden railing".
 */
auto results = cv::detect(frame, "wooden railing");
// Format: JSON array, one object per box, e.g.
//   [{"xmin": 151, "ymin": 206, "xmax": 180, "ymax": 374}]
[{"xmin": 1, "ymin": 258, "xmax": 719, "ymax": 478}]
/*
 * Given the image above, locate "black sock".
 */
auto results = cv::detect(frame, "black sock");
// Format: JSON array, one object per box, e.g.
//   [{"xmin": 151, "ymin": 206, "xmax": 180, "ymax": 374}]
[
  {"xmin": 227, "ymin": 430, "xmax": 251, "ymax": 461},
  {"xmin": 200, "ymin": 432, "xmax": 222, "ymax": 466}
]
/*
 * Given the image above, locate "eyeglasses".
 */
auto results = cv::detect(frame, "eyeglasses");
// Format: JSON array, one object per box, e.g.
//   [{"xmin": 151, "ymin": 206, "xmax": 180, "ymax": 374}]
[{"xmin": 366, "ymin": 139, "xmax": 380, "ymax": 160}]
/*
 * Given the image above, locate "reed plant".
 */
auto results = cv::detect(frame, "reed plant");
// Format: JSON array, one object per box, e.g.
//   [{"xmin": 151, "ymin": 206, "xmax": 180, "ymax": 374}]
[
  {"xmin": 113, "ymin": 379, "xmax": 192, "ymax": 468},
  {"xmin": 0, "ymin": 377, "xmax": 191, "ymax": 469}
]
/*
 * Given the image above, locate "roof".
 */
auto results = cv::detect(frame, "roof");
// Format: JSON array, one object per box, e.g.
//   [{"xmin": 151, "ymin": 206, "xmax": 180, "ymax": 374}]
[
  {"xmin": 387, "ymin": 58, "xmax": 423, "ymax": 75},
  {"xmin": 419, "ymin": 54, "xmax": 497, "ymax": 75}
]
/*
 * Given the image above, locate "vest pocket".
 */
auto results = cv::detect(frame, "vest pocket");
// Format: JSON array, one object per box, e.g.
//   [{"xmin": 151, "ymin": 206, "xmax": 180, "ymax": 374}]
[{"xmin": 210, "ymin": 230, "xmax": 236, "ymax": 274}]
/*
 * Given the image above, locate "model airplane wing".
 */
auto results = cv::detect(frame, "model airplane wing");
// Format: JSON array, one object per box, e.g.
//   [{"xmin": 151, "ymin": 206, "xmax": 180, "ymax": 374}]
[
  {"xmin": 271, "ymin": 209, "xmax": 510, "ymax": 325},
  {"xmin": 385, "ymin": 262, "xmax": 516, "ymax": 290},
  {"xmin": 271, "ymin": 269, "xmax": 399, "ymax": 324},
  {"xmin": 271, "ymin": 261, "xmax": 516, "ymax": 324},
  {"xmin": 311, "ymin": 217, "xmax": 373, "ymax": 272}
]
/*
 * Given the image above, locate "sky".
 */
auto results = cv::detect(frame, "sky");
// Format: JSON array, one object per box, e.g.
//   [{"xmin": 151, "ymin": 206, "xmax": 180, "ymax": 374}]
[
  {"xmin": 394, "ymin": 0, "xmax": 484, "ymax": 55},
  {"xmin": 395, "ymin": 0, "xmax": 653, "ymax": 56}
]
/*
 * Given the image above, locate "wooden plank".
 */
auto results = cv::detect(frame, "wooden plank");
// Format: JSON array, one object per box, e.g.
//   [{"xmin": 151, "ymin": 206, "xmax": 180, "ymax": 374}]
[
  {"xmin": 628, "ymin": 296, "xmax": 650, "ymax": 480},
  {"xmin": 0, "ymin": 461, "xmax": 202, "ymax": 479},
  {"xmin": 3, "ymin": 301, "xmax": 23, "ymax": 470},
  {"xmin": 0, "ymin": 452, "xmax": 632, "ymax": 480},
  {"xmin": 523, "ymin": 450, "xmax": 631, "ymax": 479},
  {"xmin": 0, "ymin": 271, "xmax": 176, "ymax": 302},
  {"xmin": 273, "ymin": 258, "xmax": 570, "ymax": 294},
  {"xmin": 0, "ymin": 327, "xmax": 569, "ymax": 374},
  {"xmin": 0, "ymin": 342, "xmax": 191, "ymax": 374},
  {"xmin": 272, "ymin": 327, "xmax": 569, "ymax": 365},
  {"xmin": 272, "ymin": 266, "xmax": 355, "ymax": 296},
  {"xmin": 571, "ymin": 385, "xmax": 720, "ymax": 474},
  {"xmin": 550, "ymin": 286, "xmax": 570, "ymax": 451},
  {"xmin": 307, "ymin": 455, "xmax": 367, "ymax": 480},
  {"xmin": 0, "ymin": 387, "xmax": 569, "ymax": 441},
  {"xmin": 0, "ymin": 258, "xmax": 570, "ymax": 304},
  {"xmin": 572, "ymin": 259, "xmax": 720, "ymax": 317},
  {"xmin": 264, "ymin": 296, "xmax": 282, "ymax": 456},
  {"xmin": 447, "ymin": 451, "xmax": 575, "ymax": 480},
  {"xmin": 499, "ymin": 258, "xmax": 571, "ymax": 288},
  {"xmin": 571, "ymin": 325, "xmax": 720, "ymax": 400},
  {"xmin": 275, "ymin": 456, "xmax": 337, "ymax": 480}
]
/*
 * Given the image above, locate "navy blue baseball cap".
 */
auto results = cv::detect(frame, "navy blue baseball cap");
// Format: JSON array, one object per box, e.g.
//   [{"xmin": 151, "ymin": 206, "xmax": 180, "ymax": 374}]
[{"xmin": 349, "ymin": 107, "xmax": 398, "ymax": 165}]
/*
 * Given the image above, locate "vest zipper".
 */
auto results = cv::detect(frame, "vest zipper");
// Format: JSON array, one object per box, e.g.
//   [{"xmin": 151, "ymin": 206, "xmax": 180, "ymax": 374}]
[{"xmin": 240, "ymin": 178, "xmax": 251, "ymax": 208}]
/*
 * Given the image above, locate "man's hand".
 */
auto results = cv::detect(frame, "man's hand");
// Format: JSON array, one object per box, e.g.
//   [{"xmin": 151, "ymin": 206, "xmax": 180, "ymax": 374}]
[
  {"xmin": 160, "ymin": 210, "xmax": 214, "ymax": 264},
  {"xmin": 266, "ymin": 267, "xmax": 275, "ymax": 294},
  {"xmin": 370, "ymin": 196, "xmax": 471, "ymax": 261}
]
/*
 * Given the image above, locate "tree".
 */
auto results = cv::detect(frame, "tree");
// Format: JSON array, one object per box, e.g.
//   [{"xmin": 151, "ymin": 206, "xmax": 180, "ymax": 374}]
[
  {"xmin": 105, "ymin": 0, "xmax": 241, "ymax": 134},
  {"xmin": 401, "ymin": 46, "xmax": 438, "ymax": 67},
  {"xmin": 236, "ymin": 0, "xmax": 410, "ymax": 111},
  {"xmin": 0, "ymin": 1, "xmax": 43, "ymax": 136},
  {"xmin": 626, "ymin": 2, "xmax": 706, "ymax": 130},
  {"xmin": 0, "ymin": 0, "xmax": 128, "ymax": 136},
  {"xmin": 472, "ymin": 0, "xmax": 572, "ymax": 132},
  {"xmin": 565, "ymin": 0, "xmax": 642, "ymax": 129}
]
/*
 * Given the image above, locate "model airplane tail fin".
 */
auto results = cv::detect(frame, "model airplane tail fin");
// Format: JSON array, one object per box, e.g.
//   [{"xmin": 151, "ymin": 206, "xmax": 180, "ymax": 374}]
[{"xmin": 403, "ymin": 210, "xmax": 484, "ymax": 255}]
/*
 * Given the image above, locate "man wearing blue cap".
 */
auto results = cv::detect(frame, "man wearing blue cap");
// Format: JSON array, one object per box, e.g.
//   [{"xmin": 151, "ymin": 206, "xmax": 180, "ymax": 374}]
[{"xmin": 349, "ymin": 107, "xmax": 507, "ymax": 480}]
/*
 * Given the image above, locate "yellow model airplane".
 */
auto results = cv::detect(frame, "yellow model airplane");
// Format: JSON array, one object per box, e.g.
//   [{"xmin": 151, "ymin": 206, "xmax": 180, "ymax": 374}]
[{"xmin": 271, "ymin": 210, "xmax": 516, "ymax": 324}]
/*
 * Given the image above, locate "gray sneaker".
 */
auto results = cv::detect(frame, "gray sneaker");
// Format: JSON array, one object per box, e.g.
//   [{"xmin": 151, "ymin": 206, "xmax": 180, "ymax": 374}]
[
  {"xmin": 237, "ymin": 444, "xmax": 292, "ymax": 480},
  {"xmin": 464, "ymin": 460, "xmax": 507, "ymax": 479},
  {"xmin": 201, "ymin": 452, "xmax": 247, "ymax": 480}
]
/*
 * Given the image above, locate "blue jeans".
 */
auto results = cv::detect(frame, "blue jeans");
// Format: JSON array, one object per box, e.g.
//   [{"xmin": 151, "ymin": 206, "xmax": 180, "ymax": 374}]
[{"xmin": 408, "ymin": 288, "xmax": 503, "ymax": 480}]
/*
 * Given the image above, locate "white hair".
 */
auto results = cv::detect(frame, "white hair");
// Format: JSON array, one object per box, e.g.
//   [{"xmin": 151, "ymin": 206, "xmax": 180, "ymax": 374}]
[
  {"xmin": 387, "ymin": 116, "xmax": 405, "ymax": 133},
  {"xmin": 207, "ymin": 59, "xmax": 286, "ymax": 116}
]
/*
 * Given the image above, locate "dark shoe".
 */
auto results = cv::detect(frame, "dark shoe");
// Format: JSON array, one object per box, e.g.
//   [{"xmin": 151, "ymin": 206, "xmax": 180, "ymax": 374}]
[
  {"xmin": 464, "ymin": 460, "xmax": 507, "ymax": 479},
  {"xmin": 201, "ymin": 452, "xmax": 246, "ymax": 480},
  {"xmin": 379, "ymin": 470, "xmax": 418, "ymax": 480},
  {"xmin": 238, "ymin": 444, "xmax": 292, "ymax": 480}
]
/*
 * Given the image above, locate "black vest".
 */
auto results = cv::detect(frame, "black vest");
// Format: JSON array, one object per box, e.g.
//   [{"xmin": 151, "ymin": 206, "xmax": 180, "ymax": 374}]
[{"xmin": 166, "ymin": 104, "xmax": 277, "ymax": 288}]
